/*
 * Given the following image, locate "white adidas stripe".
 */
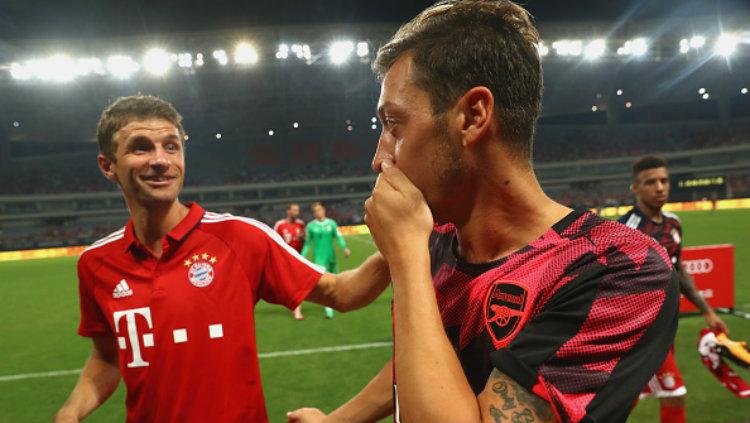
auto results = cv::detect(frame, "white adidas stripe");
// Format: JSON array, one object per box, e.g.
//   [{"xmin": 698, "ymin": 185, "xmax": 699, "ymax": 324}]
[
  {"xmin": 81, "ymin": 227, "xmax": 126, "ymax": 255},
  {"xmin": 200, "ymin": 215, "xmax": 325, "ymax": 274},
  {"xmin": 624, "ymin": 213, "xmax": 641, "ymax": 229}
]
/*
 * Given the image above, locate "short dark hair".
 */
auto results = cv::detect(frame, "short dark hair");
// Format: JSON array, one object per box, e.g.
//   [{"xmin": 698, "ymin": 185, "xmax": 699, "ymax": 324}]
[
  {"xmin": 311, "ymin": 202, "xmax": 324, "ymax": 210},
  {"xmin": 632, "ymin": 156, "xmax": 667, "ymax": 179},
  {"xmin": 287, "ymin": 203, "xmax": 299, "ymax": 210},
  {"xmin": 96, "ymin": 95, "xmax": 186, "ymax": 161},
  {"xmin": 373, "ymin": 0, "xmax": 543, "ymax": 163}
]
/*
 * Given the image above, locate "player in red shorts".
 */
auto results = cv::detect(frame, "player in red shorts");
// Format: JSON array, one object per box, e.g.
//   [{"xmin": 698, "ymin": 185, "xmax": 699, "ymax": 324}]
[
  {"xmin": 619, "ymin": 156, "xmax": 729, "ymax": 423},
  {"xmin": 288, "ymin": 2, "xmax": 678, "ymax": 422},
  {"xmin": 53, "ymin": 95, "xmax": 391, "ymax": 423},
  {"xmin": 274, "ymin": 203, "xmax": 307, "ymax": 320}
]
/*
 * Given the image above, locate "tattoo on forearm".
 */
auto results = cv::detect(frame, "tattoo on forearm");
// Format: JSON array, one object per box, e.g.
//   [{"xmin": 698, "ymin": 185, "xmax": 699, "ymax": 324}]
[
  {"xmin": 679, "ymin": 267, "xmax": 711, "ymax": 313},
  {"xmin": 490, "ymin": 405, "xmax": 508, "ymax": 422},
  {"xmin": 492, "ymin": 381, "xmax": 517, "ymax": 410},
  {"xmin": 511, "ymin": 409, "xmax": 534, "ymax": 423},
  {"xmin": 485, "ymin": 370, "xmax": 556, "ymax": 422}
]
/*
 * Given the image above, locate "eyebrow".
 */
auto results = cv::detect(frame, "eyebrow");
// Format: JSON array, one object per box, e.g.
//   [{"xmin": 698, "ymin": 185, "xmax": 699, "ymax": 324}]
[{"xmin": 377, "ymin": 101, "xmax": 401, "ymax": 117}]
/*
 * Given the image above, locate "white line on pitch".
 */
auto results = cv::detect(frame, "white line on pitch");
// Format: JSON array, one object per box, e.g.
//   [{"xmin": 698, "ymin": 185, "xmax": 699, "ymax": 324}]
[{"xmin": 0, "ymin": 341, "xmax": 392, "ymax": 383}]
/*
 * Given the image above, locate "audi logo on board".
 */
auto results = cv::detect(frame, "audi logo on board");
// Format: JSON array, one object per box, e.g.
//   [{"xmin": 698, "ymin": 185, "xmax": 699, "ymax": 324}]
[{"xmin": 682, "ymin": 259, "xmax": 714, "ymax": 275}]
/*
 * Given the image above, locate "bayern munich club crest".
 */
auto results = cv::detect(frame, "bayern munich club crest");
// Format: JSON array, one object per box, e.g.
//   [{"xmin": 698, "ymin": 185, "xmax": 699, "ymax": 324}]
[
  {"xmin": 484, "ymin": 280, "xmax": 529, "ymax": 348},
  {"xmin": 184, "ymin": 253, "xmax": 217, "ymax": 288}
]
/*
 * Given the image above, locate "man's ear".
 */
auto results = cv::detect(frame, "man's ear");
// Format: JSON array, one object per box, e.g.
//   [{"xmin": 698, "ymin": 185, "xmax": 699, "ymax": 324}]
[
  {"xmin": 97, "ymin": 153, "xmax": 118, "ymax": 183},
  {"xmin": 456, "ymin": 86, "xmax": 494, "ymax": 148}
]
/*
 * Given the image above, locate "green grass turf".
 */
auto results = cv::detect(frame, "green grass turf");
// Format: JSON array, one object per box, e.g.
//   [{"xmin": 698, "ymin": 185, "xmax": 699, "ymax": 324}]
[{"xmin": 0, "ymin": 210, "xmax": 748, "ymax": 422}]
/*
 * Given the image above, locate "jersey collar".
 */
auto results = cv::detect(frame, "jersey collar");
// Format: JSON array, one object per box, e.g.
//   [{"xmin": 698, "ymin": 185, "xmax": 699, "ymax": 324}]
[{"xmin": 123, "ymin": 202, "xmax": 206, "ymax": 254}]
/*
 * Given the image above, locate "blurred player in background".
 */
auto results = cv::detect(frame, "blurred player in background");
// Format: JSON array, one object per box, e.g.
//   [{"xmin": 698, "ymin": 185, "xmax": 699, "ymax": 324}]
[
  {"xmin": 301, "ymin": 202, "xmax": 351, "ymax": 319},
  {"xmin": 274, "ymin": 203, "xmax": 307, "ymax": 320},
  {"xmin": 620, "ymin": 155, "xmax": 730, "ymax": 423},
  {"xmin": 54, "ymin": 95, "xmax": 391, "ymax": 423},
  {"xmin": 288, "ymin": 1, "xmax": 678, "ymax": 422}
]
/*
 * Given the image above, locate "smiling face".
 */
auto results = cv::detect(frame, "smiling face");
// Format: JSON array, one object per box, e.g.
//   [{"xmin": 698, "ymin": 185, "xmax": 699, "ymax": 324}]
[
  {"xmin": 98, "ymin": 118, "xmax": 185, "ymax": 209},
  {"xmin": 632, "ymin": 166, "xmax": 670, "ymax": 211},
  {"xmin": 372, "ymin": 54, "xmax": 464, "ymax": 218}
]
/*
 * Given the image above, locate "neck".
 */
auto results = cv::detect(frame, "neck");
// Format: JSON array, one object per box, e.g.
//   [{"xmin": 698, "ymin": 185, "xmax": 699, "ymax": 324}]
[
  {"xmin": 128, "ymin": 199, "xmax": 189, "ymax": 258},
  {"xmin": 449, "ymin": 164, "xmax": 571, "ymax": 264},
  {"xmin": 636, "ymin": 199, "xmax": 663, "ymax": 223},
  {"xmin": 286, "ymin": 216, "xmax": 296, "ymax": 223}
]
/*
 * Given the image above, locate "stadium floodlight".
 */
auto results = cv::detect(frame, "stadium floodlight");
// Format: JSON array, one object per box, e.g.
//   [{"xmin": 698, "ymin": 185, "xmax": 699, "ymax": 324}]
[
  {"xmin": 195, "ymin": 53, "xmax": 204, "ymax": 67},
  {"xmin": 9, "ymin": 62, "xmax": 32, "ymax": 80},
  {"xmin": 679, "ymin": 38, "xmax": 690, "ymax": 54},
  {"xmin": 552, "ymin": 39, "xmax": 582, "ymax": 56},
  {"xmin": 714, "ymin": 33, "xmax": 738, "ymax": 58},
  {"xmin": 371, "ymin": 117, "xmax": 377, "ymax": 123},
  {"xmin": 24, "ymin": 55, "xmax": 78, "ymax": 82},
  {"xmin": 625, "ymin": 101, "xmax": 633, "ymax": 108},
  {"xmin": 371, "ymin": 124, "xmax": 378, "ymax": 130},
  {"xmin": 536, "ymin": 41, "xmax": 549, "ymax": 57},
  {"xmin": 584, "ymin": 39, "xmax": 606, "ymax": 60},
  {"xmin": 106, "ymin": 55, "xmax": 139, "ymax": 79},
  {"xmin": 268, "ymin": 130, "xmax": 275, "ymax": 136},
  {"xmin": 591, "ymin": 106, "xmax": 598, "ymax": 112},
  {"xmin": 212, "ymin": 49, "xmax": 229, "ymax": 65},
  {"xmin": 617, "ymin": 38, "xmax": 648, "ymax": 56},
  {"xmin": 76, "ymin": 58, "xmax": 105, "ymax": 76},
  {"xmin": 143, "ymin": 48, "xmax": 172, "ymax": 76},
  {"xmin": 702, "ymin": 93, "xmax": 710, "ymax": 100},
  {"xmin": 177, "ymin": 53, "xmax": 193, "ymax": 68},
  {"xmin": 616, "ymin": 89, "xmax": 624, "ymax": 96},
  {"xmin": 329, "ymin": 40, "xmax": 354, "ymax": 64},
  {"xmin": 215, "ymin": 133, "xmax": 222, "ymax": 140},
  {"xmin": 698, "ymin": 88, "xmax": 706, "ymax": 95},
  {"xmin": 690, "ymin": 35, "xmax": 706, "ymax": 49},
  {"xmin": 293, "ymin": 122, "xmax": 299, "ymax": 129},
  {"xmin": 276, "ymin": 44, "xmax": 289, "ymax": 59},
  {"xmin": 742, "ymin": 88, "xmax": 748, "ymax": 95},
  {"xmin": 234, "ymin": 42, "xmax": 259, "ymax": 64},
  {"xmin": 356, "ymin": 42, "xmax": 369, "ymax": 58},
  {"xmin": 12, "ymin": 121, "xmax": 20, "ymax": 128}
]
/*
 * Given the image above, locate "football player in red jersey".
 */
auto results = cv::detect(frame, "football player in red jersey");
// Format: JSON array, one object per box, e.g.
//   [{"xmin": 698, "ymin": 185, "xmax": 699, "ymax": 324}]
[
  {"xmin": 275, "ymin": 203, "xmax": 307, "ymax": 320},
  {"xmin": 620, "ymin": 156, "xmax": 729, "ymax": 423},
  {"xmin": 53, "ymin": 95, "xmax": 391, "ymax": 423},
  {"xmin": 288, "ymin": 2, "xmax": 678, "ymax": 423}
]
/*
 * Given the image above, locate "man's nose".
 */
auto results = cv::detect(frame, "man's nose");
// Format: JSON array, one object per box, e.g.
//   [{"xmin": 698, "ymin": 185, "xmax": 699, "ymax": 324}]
[{"xmin": 371, "ymin": 132, "xmax": 395, "ymax": 173}]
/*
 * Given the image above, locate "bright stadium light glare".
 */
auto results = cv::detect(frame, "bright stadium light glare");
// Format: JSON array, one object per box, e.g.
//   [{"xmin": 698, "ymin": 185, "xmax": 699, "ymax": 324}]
[
  {"xmin": 617, "ymin": 38, "xmax": 648, "ymax": 56},
  {"xmin": 371, "ymin": 124, "xmax": 377, "ymax": 130},
  {"xmin": 371, "ymin": 117, "xmax": 377, "ymax": 123},
  {"xmin": 584, "ymin": 39, "xmax": 606, "ymax": 60},
  {"xmin": 106, "ymin": 55, "xmax": 139, "ymax": 79},
  {"xmin": 76, "ymin": 58, "xmax": 105, "ymax": 76},
  {"xmin": 625, "ymin": 101, "xmax": 633, "ymax": 108},
  {"xmin": 234, "ymin": 42, "xmax": 259, "ymax": 64},
  {"xmin": 268, "ymin": 130, "xmax": 274, "ymax": 136},
  {"xmin": 742, "ymin": 87, "xmax": 748, "ymax": 95},
  {"xmin": 616, "ymin": 89, "xmax": 624, "ymax": 96},
  {"xmin": 10, "ymin": 62, "xmax": 32, "ymax": 80},
  {"xmin": 329, "ymin": 40, "xmax": 354, "ymax": 64},
  {"xmin": 536, "ymin": 41, "xmax": 549, "ymax": 57},
  {"xmin": 690, "ymin": 35, "xmax": 706, "ymax": 49},
  {"xmin": 143, "ymin": 48, "xmax": 172, "ymax": 76},
  {"xmin": 276, "ymin": 44, "xmax": 289, "ymax": 59},
  {"xmin": 702, "ymin": 93, "xmax": 710, "ymax": 100},
  {"xmin": 293, "ymin": 122, "xmax": 299, "ymax": 129},
  {"xmin": 356, "ymin": 42, "xmax": 369, "ymax": 58},
  {"xmin": 25, "ymin": 55, "xmax": 78, "ymax": 82},
  {"xmin": 215, "ymin": 133, "xmax": 222, "ymax": 140},
  {"xmin": 212, "ymin": 49, "xmax": 228, "ymax": 65},
  {"xmin": 715, "ymin": 33, "xmax": 738, "ymax": 57},
  {"xmin": 679, "ymin": 38, "xmax": 690, "ymax": 53},
  {"xmin": 552, "ymin": 39, "xmax": 582, "ymax": 56},
  {"xmin": 698, "ymin": 87, "xmax": 706, "ymax": 94},
  {"xmin": 195, "ymin": 53, "xmax": 204, "ymax": 66},
  {"xmin": 591, "ymin": 106, "xmax": 598, "ymax": 112},
  {"xmin": 177, "ymin": 53, "xmax": 193, "ymax": 68}
]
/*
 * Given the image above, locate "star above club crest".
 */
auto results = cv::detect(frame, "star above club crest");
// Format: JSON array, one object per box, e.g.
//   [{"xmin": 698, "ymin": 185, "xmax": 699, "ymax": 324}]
[
  {"xmin": 201, "ymin": 253, "xmax": 209, "ymax": 260},
  {"xmin": 209, "ymin": 257, "xmax": 217, "ymax": 264},
  {"xmin": 184, "ymin": 259, "xmax": 192, "ymax": 267},
  {"xmin": 192, "ymin": 254, "xmax": 200, "ymax": 261}
]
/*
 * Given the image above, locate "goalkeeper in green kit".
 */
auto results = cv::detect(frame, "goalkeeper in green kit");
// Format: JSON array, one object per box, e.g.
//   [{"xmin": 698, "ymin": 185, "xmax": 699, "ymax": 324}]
[{"xmin": 301, "ymin": 202, "xmax": 351, "ymax": 318}]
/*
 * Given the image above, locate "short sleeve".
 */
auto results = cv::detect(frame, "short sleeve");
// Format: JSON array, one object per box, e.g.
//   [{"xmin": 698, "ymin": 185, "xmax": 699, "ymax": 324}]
[
  {"xmin": 257, "ymin": 227, "xmax": 325, "ymax": 310},
  {"xmin": 490, "ymin": 244, "xmax": 679, "ymax": 423},
  {"xmin": 77, "ymin": 257, "xmax": 112, "ymax": 338}
]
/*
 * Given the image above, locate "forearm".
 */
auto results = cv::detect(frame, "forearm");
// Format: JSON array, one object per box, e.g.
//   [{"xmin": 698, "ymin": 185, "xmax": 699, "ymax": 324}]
[
  {"xmin": 308, "ymin": 252, "xmax": 390, "ymax": 312},
  {"xmin": 327, "ymin": 359, "xmax": 394, "ymax": 423},
  {"xmin": 678, "ymin": 267, "xmax": 712, "ymax": 314},
  {"xmin": 390, "ymin": 250, "xmax": 480, "ymax": 423},
  {"xmin": 55, "ymin": 348, "xmax": 120, "ymax": 420}
]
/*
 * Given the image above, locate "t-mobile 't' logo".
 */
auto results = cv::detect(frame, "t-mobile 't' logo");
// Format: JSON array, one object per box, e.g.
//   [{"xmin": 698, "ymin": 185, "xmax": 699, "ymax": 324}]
[{"xmin": 113, "ymin": 307, "xmax": 154, "ymax": 368}]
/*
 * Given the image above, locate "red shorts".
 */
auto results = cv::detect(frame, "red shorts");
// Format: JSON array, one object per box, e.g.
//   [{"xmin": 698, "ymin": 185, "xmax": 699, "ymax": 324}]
[{"xmin": 640, "ymin": 348, "xmax": 686, "ymax": 398}]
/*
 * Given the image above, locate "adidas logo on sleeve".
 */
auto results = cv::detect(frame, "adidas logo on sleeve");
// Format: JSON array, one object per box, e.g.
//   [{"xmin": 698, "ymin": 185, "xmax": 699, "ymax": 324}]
[{"xmin": 113, "ymin": 279, "xmax": 134, "ymax": 299}]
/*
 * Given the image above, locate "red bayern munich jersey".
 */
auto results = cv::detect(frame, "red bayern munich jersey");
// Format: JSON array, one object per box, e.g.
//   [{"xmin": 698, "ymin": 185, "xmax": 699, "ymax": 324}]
[
  {"xmin": 428, "ymin": 210, "xmax": 679, "ymax": 423},
  {"xmin": 619, "ymin": 205, "xmax": 682, "ymax": 265},
  {"xmin": 274, "ymin": 218, "xmax": 306, "ymax": 252},
  {"xmin": 77, "ymin": 203, "xmax": 324, "ymax": 423}
]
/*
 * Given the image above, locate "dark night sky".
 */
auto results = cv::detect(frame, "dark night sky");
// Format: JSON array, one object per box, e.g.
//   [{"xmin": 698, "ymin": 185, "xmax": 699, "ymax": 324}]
[{"xmin": 1, "ymin": 0, "xmax": 748, "ymax": 41}]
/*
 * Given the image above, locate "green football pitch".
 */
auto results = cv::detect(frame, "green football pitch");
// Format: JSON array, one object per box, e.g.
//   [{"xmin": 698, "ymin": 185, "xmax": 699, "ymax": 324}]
[{"xmin": 1, "ymin": 209, "xmax": 749, "ymax": 423}]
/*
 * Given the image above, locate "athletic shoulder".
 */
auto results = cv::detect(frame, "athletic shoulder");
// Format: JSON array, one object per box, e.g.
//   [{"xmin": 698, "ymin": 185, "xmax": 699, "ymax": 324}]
[
  {"xmin": 79, "ymin": 226, "xmax": 127, "ymax": 260},
  {"xmin": 200, "ymin": 211, "xmax": 283, "ymax": 251},
  {"xmin": 662, "ymin": 210, "xmax": 681, "ymax": 222}
]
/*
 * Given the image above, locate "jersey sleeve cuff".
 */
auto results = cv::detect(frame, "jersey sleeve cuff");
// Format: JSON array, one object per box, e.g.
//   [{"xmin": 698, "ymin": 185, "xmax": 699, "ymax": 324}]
[
  {"xmin": 77, "ymin": 327, "xmax": 111, "ymax": 338},
  {"xmin": 287, "ymin": 271, "xmax": 325, "ymax": 311}
]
